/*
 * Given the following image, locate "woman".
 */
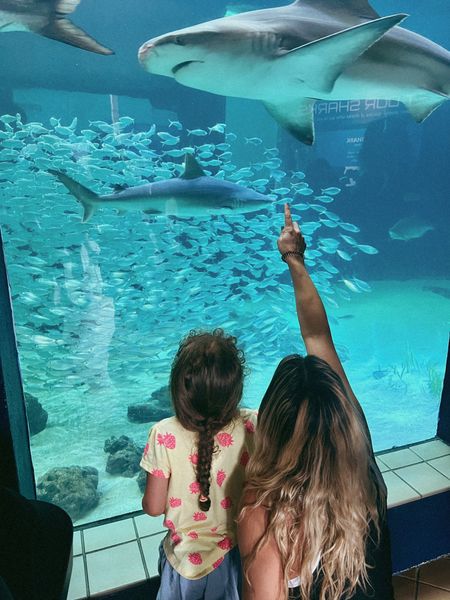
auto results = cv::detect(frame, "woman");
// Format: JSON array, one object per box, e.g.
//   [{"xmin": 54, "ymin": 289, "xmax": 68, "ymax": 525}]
[{"xmin": 238, "ymin": 204, "xmax": 393, "ymax": 600}]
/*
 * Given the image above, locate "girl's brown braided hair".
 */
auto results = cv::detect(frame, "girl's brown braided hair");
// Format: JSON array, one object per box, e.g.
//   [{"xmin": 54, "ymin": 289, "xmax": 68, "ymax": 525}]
[{"xmin": 170, "ymin": 329, "xmax": 245, "ymax": 511}]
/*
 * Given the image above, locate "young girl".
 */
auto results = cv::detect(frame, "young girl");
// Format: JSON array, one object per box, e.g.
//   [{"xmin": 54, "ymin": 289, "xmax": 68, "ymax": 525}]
[
  {"xmin": 238, "ymin": 205, "xmax": 393, "ymax": 600},
  {"xmin": 140, "ymin": 328, "xmax": 257, "ymax": 600}
]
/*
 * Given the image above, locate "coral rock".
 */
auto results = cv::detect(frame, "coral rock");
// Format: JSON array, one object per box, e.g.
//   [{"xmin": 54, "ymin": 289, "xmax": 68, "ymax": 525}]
[
  {"xmin": 36, "ymin": 465, "xmax": 99, "ymax": 521},
  {"xmin": 25, "ymin": 392, "xmax": 48, "ymax": 436},
  {"xmin": 104, "ymin": 435, "xmax": 143, "ymax": 477}
]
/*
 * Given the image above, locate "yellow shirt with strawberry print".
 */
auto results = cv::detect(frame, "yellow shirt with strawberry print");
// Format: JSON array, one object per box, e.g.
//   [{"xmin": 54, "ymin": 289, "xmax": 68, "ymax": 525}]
[{"xmin": 140, "ymin": 408, "xmax": 257, "ymax": 579}]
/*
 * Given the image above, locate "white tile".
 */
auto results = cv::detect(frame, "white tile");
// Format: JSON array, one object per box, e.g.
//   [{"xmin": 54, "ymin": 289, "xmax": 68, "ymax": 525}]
[
  {"xmin": 86, "ymin": 541, "xmax": 146, "ymax": 595},
  {"xmin": 380, "ymin": 448, "xmax": 424, "ymax": 470},
  {"xmin": 395, "ymin": 463, "xmax": 450, "ymax": 497},
  {"xmin": 73, "ymin": 530, "xmax": 82, "ymax": 556},
  {"xmin": 429, "ymin": 456, "xmax": 450, "ymax": 479},
  {"xmin": 84, "ymin": 518, "xmax": 137, "ymax": 553},
  {"xmin": 384, "ymin": 471, "xmax": 421, "ymax": 508},
  {"xmin": 141, "ymin": 533, "xmax": 166, "ymax": 578},
  {"xmin": 67, "ymin": 555, "xmax": 86, "ymax": 600},
  {"xmin": 375, "ymin": 456, "xmax": 390, "ymax": 472},
  {"xmin": 134, "ymin": 513, "xmax": 165, "ymax": 538},
  {"xmin": 411, "ymin": 440, "xmax": 450, "ymax": 461}
]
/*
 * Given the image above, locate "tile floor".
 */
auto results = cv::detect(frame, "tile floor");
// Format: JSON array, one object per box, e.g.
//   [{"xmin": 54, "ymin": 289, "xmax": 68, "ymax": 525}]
[
  {"xmin": 393, "ymin": 556, "xmax": 450, "ymax": 599},
  {"xmin": 67, "ymin": 438, "xmax": 450, "ymax": 599}
]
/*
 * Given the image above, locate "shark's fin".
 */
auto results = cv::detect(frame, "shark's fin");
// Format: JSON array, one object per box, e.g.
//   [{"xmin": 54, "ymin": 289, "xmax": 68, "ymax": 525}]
[
  {"xmin": 81, "ymin": 204, "xmax": 95, "ymax": 223},
  {"xmin": 292, "ymin": 0, "xmax": 380, "ymax": 20},
  {"xmin": 280, "ymin": 13, "xmax": 407, "ymax": 94},
  {"xmin": 39, "ymin": 0, "xmax": 113, "ymax": 55},
  {"xmin": 49, "ymin": 169, "xmax": 98, "ymax": 223},
  {"xmin": 402, "ymin": 90, "xmax": 448, "ymax": 123},
  {"xmin": 264, "ymin": 98, "xmax": 316, "ymax": 145},
  {"xmin": 181, "ymin": 154, "xmax": 205, "ymax": 179},
  {"xmin": 55, "ymin": 0, "xmax": 82, "ymax": 14}
]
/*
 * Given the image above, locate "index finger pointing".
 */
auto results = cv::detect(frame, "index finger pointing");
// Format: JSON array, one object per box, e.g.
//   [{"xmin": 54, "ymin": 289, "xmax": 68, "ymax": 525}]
[{"xmin": 284, "ymin": 203, "xmax": 293, "ymax": 228}]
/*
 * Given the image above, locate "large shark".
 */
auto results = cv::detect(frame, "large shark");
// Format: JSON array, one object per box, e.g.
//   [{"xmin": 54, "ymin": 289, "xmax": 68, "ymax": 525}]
[
  {"xmin": 138, "ymin": 0, "xmax": 450, "ymax": 145},
  {"xmin": 49, "ymin": 154, "xmax": 273, "ymax": 222},
  {"xmin": 0, "ymin": 0, "xmax": 113, "ymax": 54}
]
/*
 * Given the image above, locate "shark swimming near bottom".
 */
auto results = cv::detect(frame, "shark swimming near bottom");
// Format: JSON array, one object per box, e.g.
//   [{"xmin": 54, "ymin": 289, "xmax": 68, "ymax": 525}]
[
  {"xmin": 49, "ymin": 154, "xmax": 273, "ymax": 222},
  {"xmin": 138, "ymin": 0, "xmax": 450, "ymax": 145},
  {"xmin": 0, "ymin": 0, "xmax": 113, "ymax": 54}
]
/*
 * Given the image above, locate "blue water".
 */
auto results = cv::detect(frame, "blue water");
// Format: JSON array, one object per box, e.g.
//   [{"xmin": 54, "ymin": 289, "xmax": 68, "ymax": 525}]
[{"xmin": 0, "ymin": 0, "xmax": 449, "ymax": 524}]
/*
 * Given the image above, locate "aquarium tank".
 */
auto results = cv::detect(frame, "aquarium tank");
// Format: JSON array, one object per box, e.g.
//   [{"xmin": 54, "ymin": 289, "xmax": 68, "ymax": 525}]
[{"xmin": 0, "ymin": 0, "xmax": 448, "ymax": 525}]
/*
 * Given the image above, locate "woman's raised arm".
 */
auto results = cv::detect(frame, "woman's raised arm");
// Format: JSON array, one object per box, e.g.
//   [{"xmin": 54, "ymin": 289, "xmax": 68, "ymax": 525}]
[{"xmin": 278, "ymin": 203, "xmax": 359, "ymax": 406}]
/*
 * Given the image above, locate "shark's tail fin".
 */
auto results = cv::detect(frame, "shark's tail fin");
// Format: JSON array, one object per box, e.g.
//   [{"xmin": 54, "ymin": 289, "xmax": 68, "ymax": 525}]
[
  {"xmin": 49, "ymin": 170, "xmax": 99, "ymax": 222},
  {"xmin": 39, "ymin": 0, "xmax": 114, "ymax": 55}
]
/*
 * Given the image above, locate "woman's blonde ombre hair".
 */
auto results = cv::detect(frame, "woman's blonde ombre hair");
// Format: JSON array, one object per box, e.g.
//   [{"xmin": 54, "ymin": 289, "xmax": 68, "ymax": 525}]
[{"xmin": 241, "ymin": 354, "xmax": 386, "ymax": 600}]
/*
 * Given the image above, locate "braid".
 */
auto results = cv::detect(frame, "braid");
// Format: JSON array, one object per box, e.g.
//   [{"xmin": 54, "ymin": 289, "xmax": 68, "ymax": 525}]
[
  {"xmin": 196, "ymin": 420, "xmax": 217, "ymax": 512},
  {"xmin": 170, "ymin": 329, "xmax": 246, "ymax": 511}
]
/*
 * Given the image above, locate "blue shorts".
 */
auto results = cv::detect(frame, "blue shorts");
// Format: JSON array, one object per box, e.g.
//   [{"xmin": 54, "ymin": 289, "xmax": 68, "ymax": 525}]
[{"xmin": 156, "ymin": 541, "xmax": 242, "ymax": 600}]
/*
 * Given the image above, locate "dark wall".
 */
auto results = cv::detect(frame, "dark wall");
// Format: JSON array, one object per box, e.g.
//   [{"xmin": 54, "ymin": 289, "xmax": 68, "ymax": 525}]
[
  {"xmin": 0, "ymin": 229, "xmax": 35, "ymax": 497},
  {"xmin": 437, "ymin": 338, "xmax": 450, "ymax": 443}
]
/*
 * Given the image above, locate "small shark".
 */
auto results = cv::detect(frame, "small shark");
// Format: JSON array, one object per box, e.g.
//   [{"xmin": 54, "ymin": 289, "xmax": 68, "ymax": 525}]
[
  {"xmin": 49, "ymin": 154, "xmax": 273, "ymax": 222},
  {"xmin": 138, "ymin": 0, "xmax": 450, "ymax": 144},
  {"xmin": 0, "ymin": 0, "xmax": 113, "ymax": 54}
]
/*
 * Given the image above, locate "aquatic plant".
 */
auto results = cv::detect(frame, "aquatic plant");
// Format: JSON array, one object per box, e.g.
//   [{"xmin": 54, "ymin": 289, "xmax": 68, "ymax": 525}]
[
  {"xmin": 427, "ymin": 365, "xmax": 443, "ymax": 399},
  {"xmin": 387, "ymin": 365, "xmax": 408, "ymax": 394},
  {"xmin": 386, "ymin": 353, "xmax": 444, "ymax": 400},
  {"xmin": 401, "ymin": 345, "xmax": 421, "ymax": 374}
]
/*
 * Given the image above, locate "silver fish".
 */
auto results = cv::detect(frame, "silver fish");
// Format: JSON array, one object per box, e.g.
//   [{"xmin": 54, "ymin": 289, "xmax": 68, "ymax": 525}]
[{"xmin": 389, "ymin": 216, "xmax": 434, "ymax": 241}]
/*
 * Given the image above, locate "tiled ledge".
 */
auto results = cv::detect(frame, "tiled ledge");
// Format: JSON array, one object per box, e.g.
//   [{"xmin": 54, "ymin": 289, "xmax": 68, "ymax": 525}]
[
  {"xmin": 68, "ymin": 437, "xmax": 450, "ymax": 599},
  {"xmin": 69, "ymin": 514, "xmax": 165, "ymax": 599},
  {"xmin": 376, "ymin": 439, "xmax": 450, "ymax": 507}
]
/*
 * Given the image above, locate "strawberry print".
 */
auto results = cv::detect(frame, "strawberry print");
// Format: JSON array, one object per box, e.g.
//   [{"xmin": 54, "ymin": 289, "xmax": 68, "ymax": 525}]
[
  {"xmin": 189, "ymin": 481, "xmax": 200, "ymax": 494},
  {"xmin": 188, "ymin": 552, "xmax": 203, "ymax": 565},
  {"xmin": 193, "ymin": 511, "xmax": 207, "ymax": 521},
  {"xmin": 213, "ymin": 557, "xmax": 224, "ymax": 569},
  {"xmin": 163, "ymin": 519, "xmax": 175, "ymax": 531},
  {"xmin": 245, "ymin": 419, "xmax": 255, "ymax": 433},
  {"xmin": 157, "ymin": 432, "xmax": 176, "ymax": 449},
  {"xmin": 187, "ymin": 531, "xmax": 198, "ymax": 539},
  {"xmin": 211, "ymin": 526, "xmax": 218, "ymax": 533},
  {"xmin": 240, "ymin": 451, "xmax": 250, "ymax": 467},
  {"xmin": 217, "ymin": 432, "xmax": 233, "ymax": 447},
  {"xmin": 169, "ymin": 497, "xmax": 182, "ymax": 508},
  {"xmin": 171, "ymin": 532, "xmax": 182, "ymax": 545},
  {"xmin": 221, "ymin": 497, "xmax": 232, "ymax": 509},
  {"xmin": 151, "ymin": 468, "xmax": 166, "ymax": 478},
  {"xmin": 189, "ymin": 453, "xmax": 198, "ymax": 465},
  {"xmin": 216, "ymin": 469, "xmax": 226, "ymax": 487},
  {"xmin": 218, "ymin": 537, "xmax": 233, "ymax": 550},
  {"xmin": 143, "ymin": 442, "xmax": 149, "ymax": 457}
]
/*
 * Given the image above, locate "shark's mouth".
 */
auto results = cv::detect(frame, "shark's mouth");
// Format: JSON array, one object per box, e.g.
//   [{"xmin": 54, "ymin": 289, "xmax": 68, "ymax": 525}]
[{"xmin": 172, "ymin": 60, "xmax": 203, "ymax": 75}]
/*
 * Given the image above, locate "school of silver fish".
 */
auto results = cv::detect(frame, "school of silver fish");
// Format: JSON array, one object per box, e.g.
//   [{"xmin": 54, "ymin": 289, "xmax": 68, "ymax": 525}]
[{"xmin": 0, "ymin": 114, "xmax": 377, "ymax": 401}]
